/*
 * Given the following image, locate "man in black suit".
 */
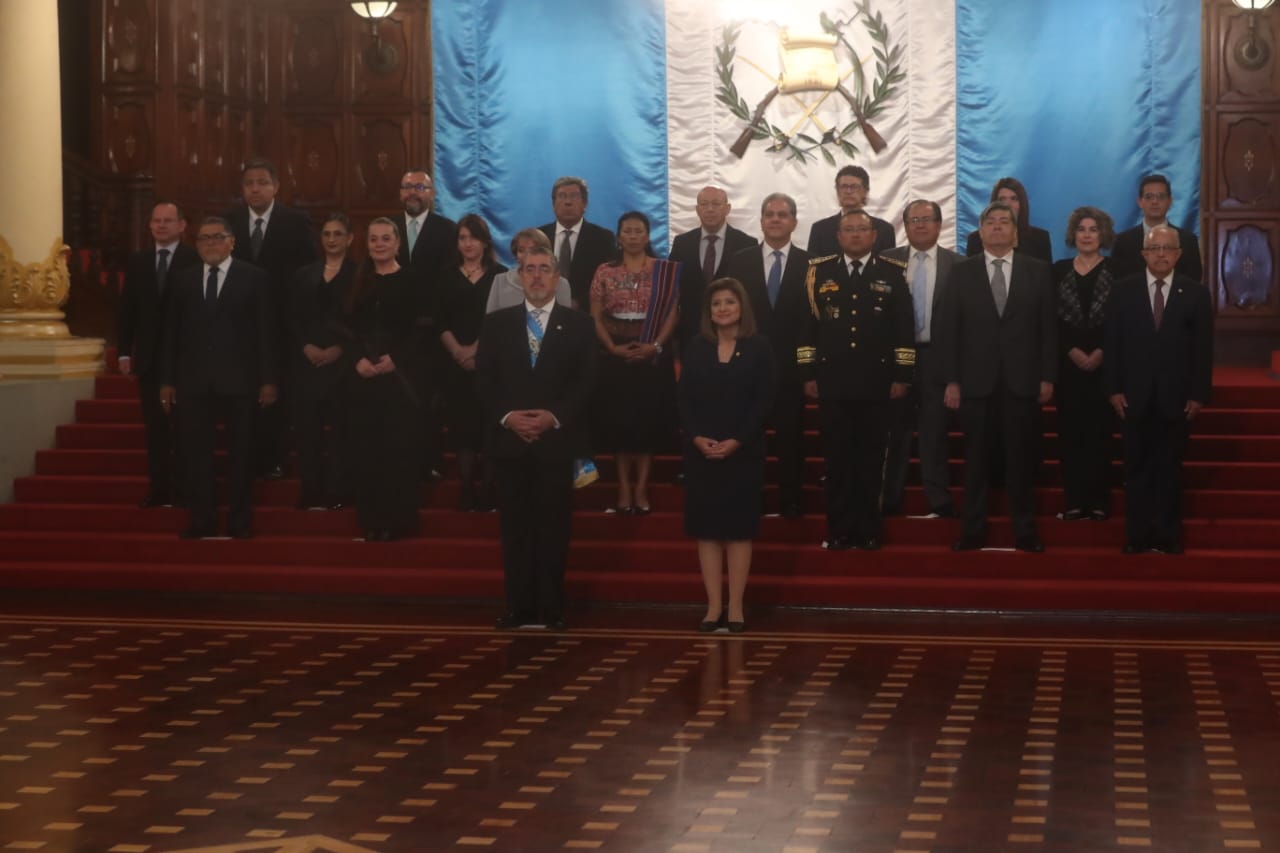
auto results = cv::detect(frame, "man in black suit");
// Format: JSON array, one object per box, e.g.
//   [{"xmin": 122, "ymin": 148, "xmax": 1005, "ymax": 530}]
[
  {"xmin": 117, "ymin": 202, "xmax": 200, "ymax": 508},
  {"xmin": 1105, "ymin": 225, "xmax": 1213, "ymax": 555},
  {"xmin": 160, "ymin": 217, "xmax": 278, "ymax": 540},
  {"xmin": 806, "ymin": 165, "xmax": 896, "ymax": 257},
  {"xmin": 670, "ymin": 186, "xmax": 757, "ymax": 348},
  {"xmin": 477, "ymin": 246, "xmax": 597, "ymax": 630},
  {"xmin": 881, "ymin": 200, "xmax": 961, "ymax": 518},
  {"xmin": 539, "ymin": 176, "xmax": 616, "ymax": 309},
  {"xmin": 224, "ymin": 157, "xmax": 317, "ymax": 479},
  {"xmin": 724, "ymin": 192, "xmax": 810, "ymax": 518},
  {"xmin": 800, "ymin": 210, "xmax": 915, "ymax": 550},
  {"xmin": 1109, "ymin": 174, "xmax": 1204, "ymax": 282},
  {"xmin": 937, "ymin": 202, "xmax": 1057, "ymax": 553}
]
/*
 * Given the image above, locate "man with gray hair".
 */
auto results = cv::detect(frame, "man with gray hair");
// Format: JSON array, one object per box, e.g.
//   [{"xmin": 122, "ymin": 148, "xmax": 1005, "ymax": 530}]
[{"xmin": 538, "ymin": 176, "xmax": 616, "ymax": 308}]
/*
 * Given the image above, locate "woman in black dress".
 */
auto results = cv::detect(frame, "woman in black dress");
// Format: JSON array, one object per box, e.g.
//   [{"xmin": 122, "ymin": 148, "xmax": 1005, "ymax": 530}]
[
  {"xmin": 1053, "ymin": 206, "xmax": 1117, "ymax": 521},
  {"xmin": 964, "ymin": 177, "xmax": 1054, "ymax": 263},
  {"xmin": 438, "ymin": 214, "xmax": 507, "ymax": 510},
  {"xmin": 290, "ymin": 212, "xmax": 355, "ymax": 510},
  {"xmin": 340, "ymin": 217, "xmax": 423, "ymax": 541},
  {"xmin": 678, "ymin": 278, "xmax": 775, "ymax": 633}
]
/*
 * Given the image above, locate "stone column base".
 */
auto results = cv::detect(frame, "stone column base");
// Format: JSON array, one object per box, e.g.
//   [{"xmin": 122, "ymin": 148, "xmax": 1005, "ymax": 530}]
[{"xmin": 0, "ymin": 337, "xmax": 105, "ymax": 380}]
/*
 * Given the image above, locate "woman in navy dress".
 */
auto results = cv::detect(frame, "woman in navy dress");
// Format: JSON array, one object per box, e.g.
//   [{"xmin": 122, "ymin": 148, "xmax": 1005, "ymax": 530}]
[{"xmin": 678, "ymin": 278, "xmax": 775, "ymax": 633}]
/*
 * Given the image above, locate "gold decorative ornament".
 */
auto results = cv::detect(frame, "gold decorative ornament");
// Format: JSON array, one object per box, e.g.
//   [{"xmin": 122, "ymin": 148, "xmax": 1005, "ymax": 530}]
[{"xmin": 0, "ymin": 235, "xmax": 73, "ymax": 339}]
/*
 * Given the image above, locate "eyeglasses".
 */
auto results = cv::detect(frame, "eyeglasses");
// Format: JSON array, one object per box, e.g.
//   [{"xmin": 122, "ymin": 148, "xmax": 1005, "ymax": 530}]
[
  {"xmin": 400, "ymin": 183, "xmax": 431, "ymax": 192},
  {"xmin": 836, "ymin": 182, "xmax": 866, "ymax": 192},
  {"xmin": 196, "ymin": 233, "xmax": 230, "ymax": 243},
  {"xmin": 1142, "ymin": 245, "xmax": 1181, "ymax": 253},
  {"xmin": 521, "ymin": 264, "xmax": 556, "ymax": 276},
  {"xmin": 1141, "ymin": 192, "xmax": 1170, "ymax": 201},
  {"xmin": 696, "ymin": 201, "xmax": 727, "ymax": 209},
  {"xmin": 907, "ymin": 216, "xmax": 939, "ymax": 225},
  {"xmin": 839, "ymin": 226, "xmax": 874, "ymax": 234}
]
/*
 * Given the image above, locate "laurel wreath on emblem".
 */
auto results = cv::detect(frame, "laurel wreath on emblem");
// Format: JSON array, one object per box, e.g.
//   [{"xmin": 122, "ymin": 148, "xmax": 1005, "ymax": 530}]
[{"xmin": 716, "ymin": 0, "xmax": 905, "ymax": 163}]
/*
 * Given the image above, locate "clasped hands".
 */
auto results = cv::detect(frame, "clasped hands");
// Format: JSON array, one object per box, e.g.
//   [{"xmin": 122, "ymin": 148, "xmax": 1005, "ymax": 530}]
[
  {"xmin": 693, "ymin": 436, "xmax": 741, "ymax": 460},
  {"xmin": 303, "ymin": 344, "xmax": 343, "ymax": 368},
  {"xmin": 355, "ymin": 355, "xmax": 396, "ymax": 379},
  {"xmin": 506, "ymin": 409, "xmax": 556, "ymax": 443},
  {"xmin": 613, "ymin": 341, "xmax": 658, "ymax": 363},
  {"xmin": 451, "ymin": 342, "xmax": 478, "ymax": 372}
]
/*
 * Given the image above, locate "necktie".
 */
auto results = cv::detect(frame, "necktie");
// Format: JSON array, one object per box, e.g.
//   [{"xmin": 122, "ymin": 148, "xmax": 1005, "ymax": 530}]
[
  {"xmin": 1153, "ymin": 279, "xmax": 1166, "ymax": 330},
  {"xmin": 990, "ymin": 258, "xmax": 1008, "ymax": 317},
  {"xmin": 156, "ymin": 248, "xmax": 170, "ymax": 292},
  {"xmin": 251, "ymin": 217, "xmax": 265, "ymax": 259},
  {"xmin": 702, "ymin": 234, "xmax": 718, "ymax": 282},
  {"xmin": 205, "ymin": 267, "xmax": 219, "ymax": 308},
  {"xmin": 558, "ymin": 230, "xmax": 574, "ymax": 278},
  {"xmin": 526, "ymin": 308, "xmax": 546, "ymax": 366},
  {"xmin": 766, "ymin": 250, "xmax": 783, "ymax": 307},
  {"xmin": 407, "ymin": 218, "xmax": 419, "ymax": 254},
  {"xmin": 849, "ymin": 259, "xmax": 861, "ymax": 279},
  {"xmin": 911, "ymin": 251, "xmax": 928, "ymax": 337}
]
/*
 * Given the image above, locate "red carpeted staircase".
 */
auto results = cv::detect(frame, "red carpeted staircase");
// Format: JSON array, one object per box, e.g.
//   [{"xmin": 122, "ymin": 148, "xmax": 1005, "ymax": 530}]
[{"xmin": 3, "ymin": 368, "xmax": 1280, "ymax": 613}]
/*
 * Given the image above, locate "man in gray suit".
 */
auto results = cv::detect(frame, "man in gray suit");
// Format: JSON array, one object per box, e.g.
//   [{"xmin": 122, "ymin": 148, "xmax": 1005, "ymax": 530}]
[{"xmin": 881, "ymin": 200, "xmax": 960, "ymax": 518}]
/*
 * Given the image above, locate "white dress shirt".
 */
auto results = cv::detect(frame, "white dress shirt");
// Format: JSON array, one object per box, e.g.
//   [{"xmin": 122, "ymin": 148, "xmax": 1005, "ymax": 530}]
[{"xmin": 907, "ymin": 244, "xmax": 939, "ymax": 344}]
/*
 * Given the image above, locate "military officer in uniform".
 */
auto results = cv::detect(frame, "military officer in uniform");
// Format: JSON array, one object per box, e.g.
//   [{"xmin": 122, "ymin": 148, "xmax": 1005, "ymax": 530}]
[{"xmin": 798, "ymin": 210, "xmax": 915, "ymax": 551}]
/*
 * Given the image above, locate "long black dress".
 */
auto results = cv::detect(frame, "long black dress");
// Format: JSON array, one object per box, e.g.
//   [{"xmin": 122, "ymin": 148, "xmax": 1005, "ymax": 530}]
[
  {"xmin": 341, "ymin": 268, "xmax": 424, "ymax": 537},
  {"xmin": 678, "ymin": 334, "xmax": 775, "ymax": 540},
  {"xmin": 1053, "ymin": 257, "xmax": 1116, "ymax": 514},
  {"xmin": 437, "ymin": 264, "xmax": 507, "ymax": 451}
]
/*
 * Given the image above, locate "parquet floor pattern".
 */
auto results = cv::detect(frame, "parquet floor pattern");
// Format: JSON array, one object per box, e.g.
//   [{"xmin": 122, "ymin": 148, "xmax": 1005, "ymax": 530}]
[{"xmin": 1, "ymin": 610, "xmax": 1278, "ymax": 852}]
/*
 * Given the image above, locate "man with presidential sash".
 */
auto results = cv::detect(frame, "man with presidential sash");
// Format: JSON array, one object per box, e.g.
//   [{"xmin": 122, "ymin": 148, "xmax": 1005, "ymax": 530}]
[{"xmin": 799, "ymin": 210, "xmax": 915, "ymax": 552}]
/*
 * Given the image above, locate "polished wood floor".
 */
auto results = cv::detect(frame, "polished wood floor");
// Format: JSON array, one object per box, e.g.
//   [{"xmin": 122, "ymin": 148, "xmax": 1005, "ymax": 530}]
[{"xmin": 1, "ymin": 594, "xmax": 1278, "ymax": 852}]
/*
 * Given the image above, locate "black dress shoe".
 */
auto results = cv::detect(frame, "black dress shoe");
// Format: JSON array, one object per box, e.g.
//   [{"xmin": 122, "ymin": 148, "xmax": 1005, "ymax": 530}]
[
  {"xmin": 1014, "ymin": 535, "xmax": 1045, "ymax": 553},
  {"xmin": 544, "ymin": 616, "xmax": 567, "ymax": 631},
  {"xmin": 929, "ymin": 505, "xmax": 959, "ymax": 519},
  {"xmin": 228, "ymin": 527, "xmax": 253, "ymax": 540},
  {"xmin": 1089, "ymin": 509, "xmax": 1110, "ymax": 521},
  {"xmin": 632, "ymin": 505, "xmax": 652, "ymax": 516},
  {"xmin": 495, "ymin": 612, "xmax": 536, "ymax": 630},
  {"xmin": 952, "ymin": 536, "xmax": 985, "ymax": 551},
  {"xmin": 823, "ymin": 537, "xmax": 853, "ymax": 551},
  {"xmin": 327, "ymin": 500, "xmax": 349, "ymax": 511},
  {"xmin": 1057, "ymin": 508, "xmax": 1087, "ymax": 521},
  {"xmin": 179, "ymin": 526, "xmax": 217, "ymax": 540},
  {"xmin": 780, "ymin": 502, "xmax": 804, "ymax": 519},
  {"xmin": 855, "ymin": 537, "xmax": 881, "ymax": 551},
  {"xmin": 698, "ymin": 613, "xmax": 726, "ymax": 633},
  {"xmin": 262, "ymin": 464, "xmax": 285, "ymax": 481},
  {"xmin": 138, "ymin": 493, "xmax": 172, "ymax": 509},
  {"xmin": 1122, "ymin": 542, "xmax": 1148, "ymax": 554},
  {"xmin": 1153, "ymin": 540, "xmax": 1184, "ymax": 555}
]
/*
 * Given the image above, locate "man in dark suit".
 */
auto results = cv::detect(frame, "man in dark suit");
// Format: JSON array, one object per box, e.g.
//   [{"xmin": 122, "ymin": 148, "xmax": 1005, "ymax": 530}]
[
  {"xmin": 670, "ymin": 186, "xmax": 757, "ymax": 348},
  {"xmin": 881, "ymin": 200, "xmax": 961, "ymax": 518},
  {"xmin": 224, "ymin": 156, "xmax": 317, "ymax": 479},
  {"xmin": 1109, "ymin": 174, "xmax": 1204, "ymax": 282},
  {"xmin": 117, "ymin": 202, "xmax": 200, "ymax": 507},
  {"xmin": 806, "ymin": 165, "xmax": 896, "ymax": 257},
  {"xmin": 937, "ymin": 202, "xmax": 1057, "ymax": 553},
  {"xmin": 1105, "ymin": 225, "xmax": 1213, "ymax": 555},
  {"xmin": 799, "ymin": 210, "xmax": 915, "ymax": 550},
  {"xmin": 724, "ymin": 192, "xmax": 810, "ymax": 518},
  {"xmin": 539, "ymin": 176, "xmax": 616, "ymax": 309},
  {"xmin": 477, "ymin": 246, "xmax": 597, "ymax": 631},
  {"xmin": 160, "ymin": 217, "xmax": 278, "ymax": 540}
]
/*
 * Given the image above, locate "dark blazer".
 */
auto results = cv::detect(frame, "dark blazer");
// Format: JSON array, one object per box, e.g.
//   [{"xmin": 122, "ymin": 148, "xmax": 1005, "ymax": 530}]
[
  {"xmin": 161, "ymin": 259, "xmax": 278, "ymax": 396},
  {"xmin": 724, "ymin": 243, "xmax": 810, "ymax": 380},
  {"xmin": 670, "ymin": 224, "xmax": 757, "ymax": 344},
  {"xmin": 476, "ymin": 303, "xmax": 597, "ymax": 461},
  {"xmin": 935, "ymin": 253, "xmax": 1058, "ymax": 399},
  {"xmin": 807, "ymin": 212, "xmax": 896, "ymax": 257},
  {"xmin": 964, "ymin": 226, "xmax": 1054, "ymax": 265},
  {"xmin": 1110, "ymin": 224, "xmax": 1203, "ymax": 282},
  {"xmin": 1104, "ymin": 272, "xmax": 1213, "ymax": 419},
  {"xmin": 395, "ymin": 211, "xmax": 457, "ymax": 284},
  {"xmin": 288, "ymin": 258, "xmax": 355, "ymax": 396},
  {"xmin": 118, "ymin": 242, "xmax": 199, "ymax": 376},
  {"xmin": 881, "ymin": 244, "xmax": 960, "ymax": 384},
  {"xmin": 225, "ymin": 202, "xmax": 317, "ymax": 292},
  {"xmin": 678, "ymin": 334, "xmax": 776, "ymax": 459},
  {"xmin": 539, "ymin": 219, "xmax": 617, "ymax": 307}
]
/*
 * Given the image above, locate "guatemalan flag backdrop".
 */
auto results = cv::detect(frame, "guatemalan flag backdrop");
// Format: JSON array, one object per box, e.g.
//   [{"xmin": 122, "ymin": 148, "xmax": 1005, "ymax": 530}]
[{"xmin": 432, "ymin": 0, "xmax": 1201, "ymax": 261}]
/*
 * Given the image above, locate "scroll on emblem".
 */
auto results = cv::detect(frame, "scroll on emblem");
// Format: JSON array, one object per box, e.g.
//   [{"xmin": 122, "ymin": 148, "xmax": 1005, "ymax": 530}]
[{"xmin": 778, "ymin": 29, "xmax": 840, "ymax": 94}]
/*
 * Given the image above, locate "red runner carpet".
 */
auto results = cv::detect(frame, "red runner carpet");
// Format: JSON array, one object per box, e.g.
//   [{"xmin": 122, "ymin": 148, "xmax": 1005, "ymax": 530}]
[{"xmin": 2, "ymin": 368, "xmax": 1279, "ymax": 613}]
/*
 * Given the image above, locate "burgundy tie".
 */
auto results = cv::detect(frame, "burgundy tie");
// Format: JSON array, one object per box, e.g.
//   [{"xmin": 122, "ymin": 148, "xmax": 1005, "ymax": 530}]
[
  {"xmin": 702, "ymin": 234, "xmax": 718, "ymax": 281},
  {"xmin": 1153, "ymin": 279, "xmax": 1166, "ymax": 330}
]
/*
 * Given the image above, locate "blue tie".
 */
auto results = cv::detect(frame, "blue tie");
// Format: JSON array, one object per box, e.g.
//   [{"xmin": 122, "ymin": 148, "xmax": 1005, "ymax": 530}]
[
  {"xmin": 766, "ymin": 250, "xmax": 783, "ymax": 307},
  {"xmin": 205, "ymin": 267, "xmax": 218, "ymax": 308},
  {"xmin": 911, "ymin": 251, "xmax": 928, "ymax": 337},
  {"xmin": 526, "ymin": 308, "xmax": 545, "ymax": 366},
  {"xmin": 407, "ymin": 218, "xmax": 419, "ymax": 254}
]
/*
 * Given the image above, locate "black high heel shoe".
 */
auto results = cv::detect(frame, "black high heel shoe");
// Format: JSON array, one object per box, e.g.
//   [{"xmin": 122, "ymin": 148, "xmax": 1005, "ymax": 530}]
[{"xmin": 698, "ymin": 612, "xmax": 726, "ymax": 632}]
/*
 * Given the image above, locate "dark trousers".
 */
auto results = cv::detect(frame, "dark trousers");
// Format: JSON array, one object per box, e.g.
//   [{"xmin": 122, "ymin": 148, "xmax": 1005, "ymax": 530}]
[
  {"xmin": 137, "ymin": 372, "xmax": 181, "ymax": 500},
  {"xmin": 819, "ymin": 397, "xmax": 891, "ymax": 542},
  {"xmin": 181, "ymin": 391, "xmax": 256, "ymax": 533},
  {"xmin": 293, "ymin": 384, "xmax": 346, "ymax": 503},
  {"xmin": 1123, "ymin": 404, "xmax": 1189, "ymax": 547},
  {"xmin": 959, "ymin": 387, "xmax": 1040, "ymax": 541},
  {"xmin": 496, "ymin": 452, "xmax": 574, "ymax": 619},
  {"xmin": 255, "ymin": 381, "xmax": 286, "ymax": 474},
  {"xmin": 768, "ymin": 378, "xmax": 806, "ymax": 510},
  {"xmin": 884, "ymin": 345, "xmax": 953, "ymax": 514},
  {"xmin": 1057, "ymin": 363, "xmax": 1114, "ymax": 513},
  {"xmin": 348, "ymin": 376, "xmax": 422, "ymax": 534}
]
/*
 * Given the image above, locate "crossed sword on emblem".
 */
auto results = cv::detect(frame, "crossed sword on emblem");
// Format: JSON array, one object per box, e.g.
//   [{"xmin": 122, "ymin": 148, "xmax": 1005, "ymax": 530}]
[{"xmin": 730, "ymin": 16, "xmax": 887, "ymax": 159}]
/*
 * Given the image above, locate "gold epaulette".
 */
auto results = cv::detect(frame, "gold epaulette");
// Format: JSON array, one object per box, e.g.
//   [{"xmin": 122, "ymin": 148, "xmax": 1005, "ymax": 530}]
[
  {"xmin": 805, "ymin": 264, "xmax": 819, "ymax": 318},
  {"xmin": 797, "ymin": 346, "xmax": 817, "ymax": 366},
  {"xmin": 894, "ymin": 347, "xmax": 916, "ymax": 367},
  {"xmin": 879, "ymin": 255, "xmax": 908, "ymax": 270},
  {"xmin": 808, "ymin": 254, "xmax": 839, "ymax": 266}
]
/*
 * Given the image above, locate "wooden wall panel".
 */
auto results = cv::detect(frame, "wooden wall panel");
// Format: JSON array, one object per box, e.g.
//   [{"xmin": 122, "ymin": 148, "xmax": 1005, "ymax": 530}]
[
  {"xmin": 1217, "ymin": 222, "xmax": 1278, "ymax": 315},
  {"xmin": 286, "ymin": 16, "xmax": 342, "ymax": 103},
  {"xmin": 1218, "ymin": 10, "xmax": 1280, "ymax": 101},
  {"xmin": 354, "ymin": 118, "xmax": 410, "ymax": 209},
  {"xmin": 287, "ymin": 119, "xmax": 342, "ymax": 207},
  {"xmin": 353, "ymin": 14, "xmax": 412, "ymax": 102},
  {"xmin": 104, "ymin": 0, "xmax": 154, "ymax": 80},
  {"xmin": 1219, "ymin": 115, "xmax": 1279, "ymax": 209},
  {"xmin": 102, "ymin": 99, "xmax": 153, "ymax": 176},
  {"xmin": 173, "ymin": 0, "xmax": 201, "ymax": 87}
]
